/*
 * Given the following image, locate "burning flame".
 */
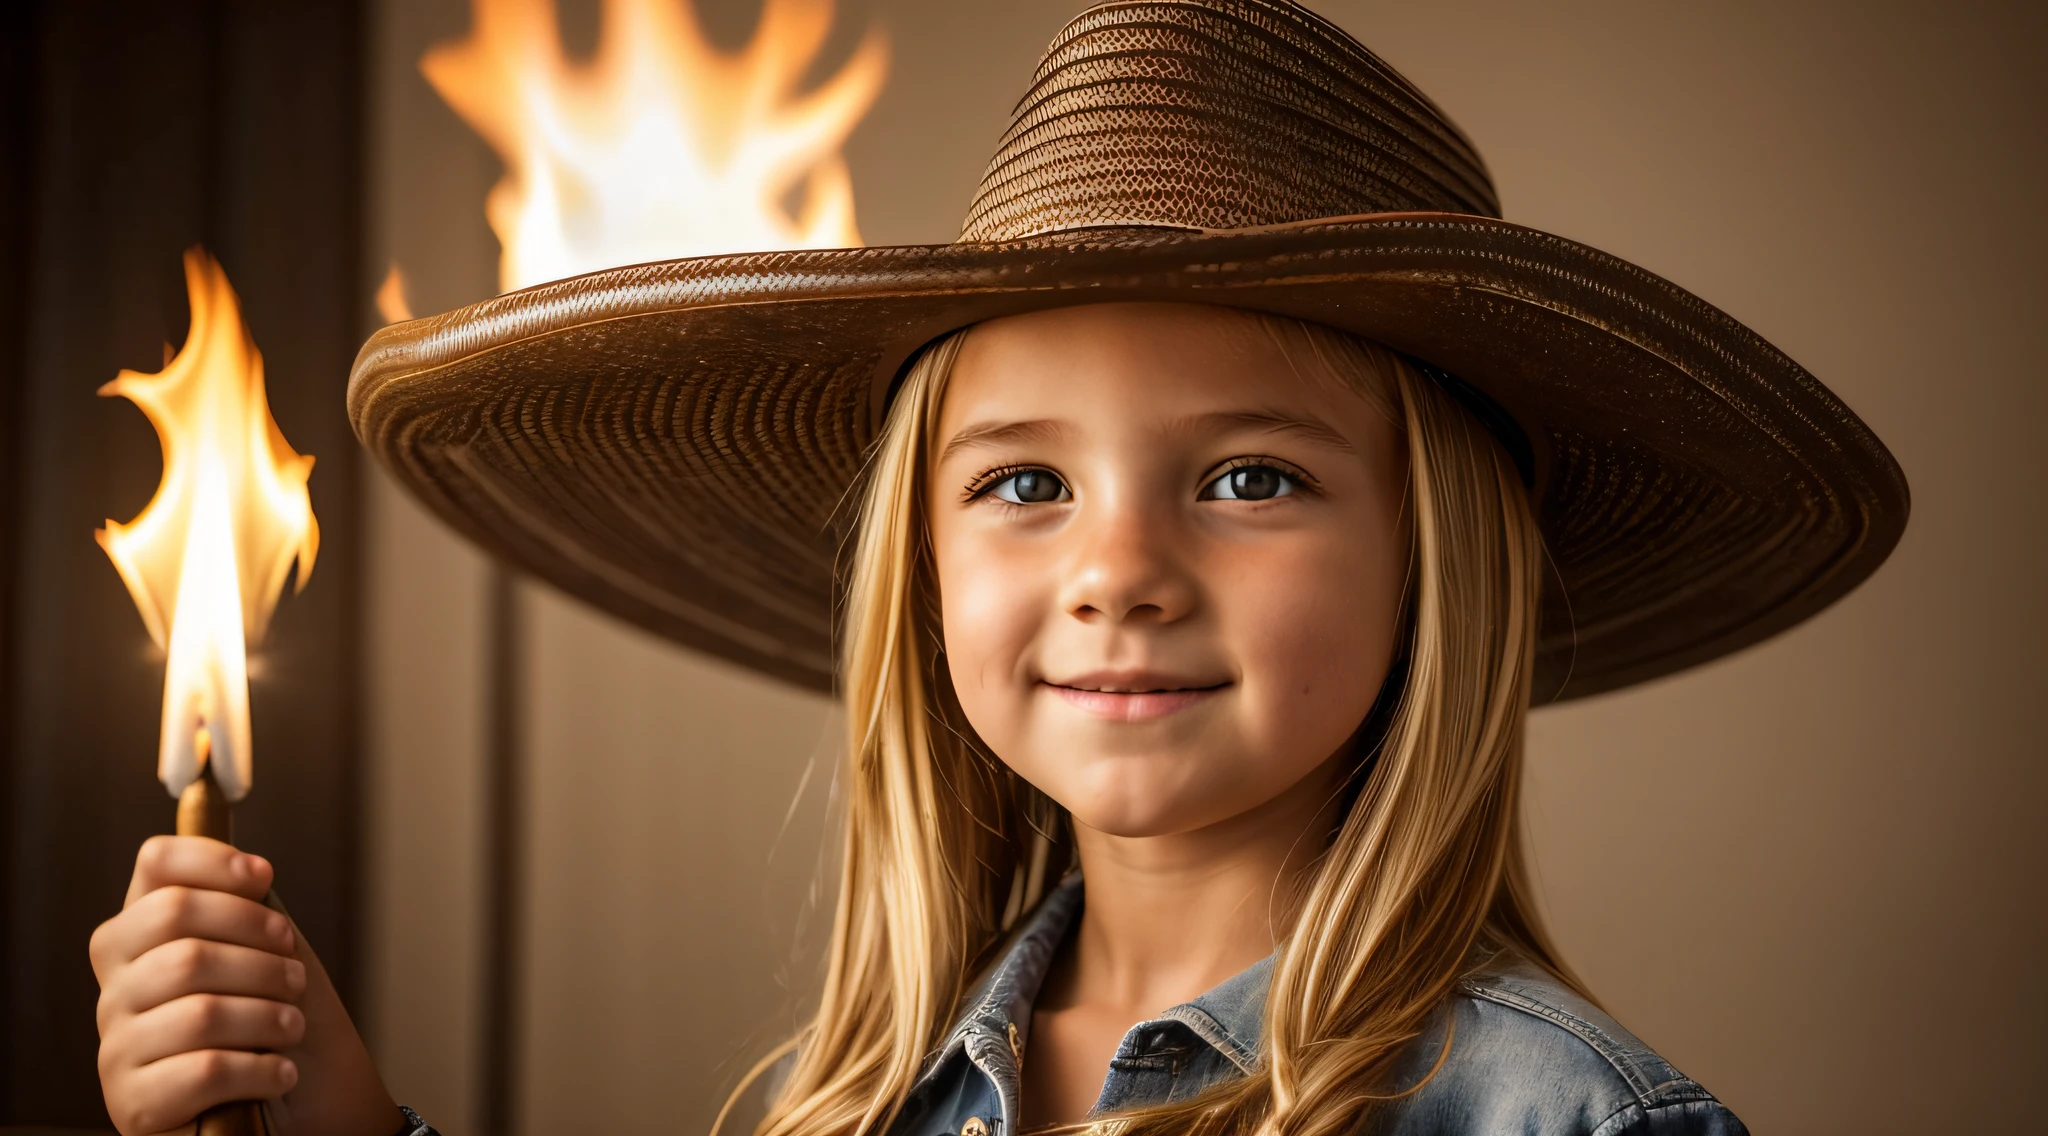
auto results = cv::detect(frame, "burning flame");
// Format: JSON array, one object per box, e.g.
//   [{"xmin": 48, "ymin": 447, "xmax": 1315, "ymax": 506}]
[
  {"xmin": 98, "ymin": 248, "xmax": 318, "ymax": 802},
  {"xmin": 422, "ymin": 0, "xmax": 887, "ymax": 293}
]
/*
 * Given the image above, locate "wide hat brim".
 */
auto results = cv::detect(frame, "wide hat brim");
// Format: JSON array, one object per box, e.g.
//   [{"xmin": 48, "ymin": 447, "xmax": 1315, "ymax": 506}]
[{"xmin": 349, "ymin": 212, "xmax": 1908, "ymax": 700}]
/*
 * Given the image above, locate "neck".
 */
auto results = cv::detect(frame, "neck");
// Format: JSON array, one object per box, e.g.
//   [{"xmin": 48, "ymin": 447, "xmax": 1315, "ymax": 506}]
[{"xmin": 1052, "ymin": 754, "xmax": 1349, "ymax": 1018}]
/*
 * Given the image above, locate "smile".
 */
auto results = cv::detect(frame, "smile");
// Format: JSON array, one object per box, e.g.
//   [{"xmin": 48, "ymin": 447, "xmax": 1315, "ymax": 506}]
[{"xmin": 1042, "ymin": 675, "xmax": 1229, "ymax": 722}]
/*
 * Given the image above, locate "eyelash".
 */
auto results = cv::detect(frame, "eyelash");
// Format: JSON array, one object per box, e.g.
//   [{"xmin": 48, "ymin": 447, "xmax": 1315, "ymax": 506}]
[
  {"xmin": 962, "ymin": 457, "xmax": 1320, "ymax": 502},
  {"xmin": 962, "ymin": 463, "xmax": 1041, "ymax": 503},
  {"xmin": 1204, "ymin": 456, "xmax": 1318, "ymax": 487},
  {"xmin": 1206, "ymin": 455, "xmax": 1320, "ymax": 496}
]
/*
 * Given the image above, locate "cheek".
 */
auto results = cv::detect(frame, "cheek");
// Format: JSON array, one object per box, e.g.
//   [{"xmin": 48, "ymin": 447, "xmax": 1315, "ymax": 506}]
[
  {"xmin": 932, "ymin": 522, "xmax": 1050, "ymax": 740},
  {"xmin": 1224, "ymin": 530, "xmax": 1402, "ymax": 766}
]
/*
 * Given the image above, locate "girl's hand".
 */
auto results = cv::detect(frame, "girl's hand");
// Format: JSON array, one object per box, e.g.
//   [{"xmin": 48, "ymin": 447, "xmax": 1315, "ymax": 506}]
[{"xmin": 91, "ymin": 836, "xmax": 400, "ymax": 1136}]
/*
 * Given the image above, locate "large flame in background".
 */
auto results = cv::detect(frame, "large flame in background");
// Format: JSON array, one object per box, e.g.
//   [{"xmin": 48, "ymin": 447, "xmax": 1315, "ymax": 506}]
[
  {"xmin": 422, "ymin": 0, "xmax": 887, "ymax": 294},
  {"xmin": 98, "ymin": 248, "xmax": 318, "ymax": 802}
]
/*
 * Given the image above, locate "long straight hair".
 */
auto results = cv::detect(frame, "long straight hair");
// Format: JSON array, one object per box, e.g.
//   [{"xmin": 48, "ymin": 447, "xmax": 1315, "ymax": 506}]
[{"xmin": 739, "ymin": 312, "xmax": 1574, "ymax": 1136}]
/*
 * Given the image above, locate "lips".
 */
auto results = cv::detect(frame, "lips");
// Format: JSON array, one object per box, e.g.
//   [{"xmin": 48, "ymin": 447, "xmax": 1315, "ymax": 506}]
[{"xmin": 1042, "ymin": 671, "xmax": 1229, "ymax": 722}]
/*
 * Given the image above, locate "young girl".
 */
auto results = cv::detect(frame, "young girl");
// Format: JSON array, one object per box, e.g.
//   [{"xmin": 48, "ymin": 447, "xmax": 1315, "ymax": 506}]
[{"xmin": 90, "ymin": 2, "xmax": 1905, "ymax": 1134}]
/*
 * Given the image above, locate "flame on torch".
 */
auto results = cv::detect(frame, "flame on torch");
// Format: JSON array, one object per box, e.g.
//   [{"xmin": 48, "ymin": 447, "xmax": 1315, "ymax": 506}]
[
  {"xmin": 422, "ymin": 0, "xmax": 886, "ymax": 294},
  {"xmin": 97, "ymin": 248, "xmax": 318, "ymax": 803}
]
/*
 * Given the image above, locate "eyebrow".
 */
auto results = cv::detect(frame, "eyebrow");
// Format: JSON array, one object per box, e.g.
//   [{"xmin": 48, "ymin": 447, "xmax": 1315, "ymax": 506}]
[
  {"xmin": 934, "ymin": 408, "xmax": 1355, "ymax": 464},
  {"xmin": 1179, "ymin": 409, "xmax": 1356, "ymax": 452},
  {"xmin": 937, "ymin": 418, "xmax": 1072, "ymax": 463}
]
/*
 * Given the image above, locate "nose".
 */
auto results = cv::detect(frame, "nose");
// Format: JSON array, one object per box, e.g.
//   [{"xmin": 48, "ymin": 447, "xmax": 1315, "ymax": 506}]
[{"xmin": 1058, "ymin": 492, "xmax": 1199, "ymax": 626}]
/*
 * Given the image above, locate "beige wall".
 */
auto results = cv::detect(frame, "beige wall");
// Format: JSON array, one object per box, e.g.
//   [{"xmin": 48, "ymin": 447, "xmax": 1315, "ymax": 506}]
[
  {"xmin": 363, "ymin": 2, "xmax": 2047, "ymax": 1134},
  {"xmin": 1343, "ymin": 6, "xmax": 2047, "ymax": 1130},
  {"xmin": 363, "ymin": 2, "xmax": 500, "ymax": 1130}
]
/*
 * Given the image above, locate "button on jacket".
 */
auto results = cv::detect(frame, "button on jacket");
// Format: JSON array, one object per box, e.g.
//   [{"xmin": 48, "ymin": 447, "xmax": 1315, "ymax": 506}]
[{"xmin": 889, "ymin": 877, "xmax": 1747, "ymax": 1136}]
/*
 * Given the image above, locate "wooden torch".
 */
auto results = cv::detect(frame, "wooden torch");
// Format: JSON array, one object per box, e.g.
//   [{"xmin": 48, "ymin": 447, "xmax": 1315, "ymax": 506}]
[
  {"xmin": 97, "ymin": 248, "xmax": 318, "ymax": 1136},
  {"xmin": 176, "ymin": 733, "xmax": 273, "ymax": 1136}
]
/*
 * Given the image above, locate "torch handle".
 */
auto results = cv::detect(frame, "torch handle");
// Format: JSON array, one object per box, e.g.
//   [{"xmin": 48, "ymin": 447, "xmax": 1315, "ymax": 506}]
[
  {"xmin": 176, "ymin": 765, "xmax": 233, "ymax": 844},
  {"xmin": 176, "ymin": 766, "xmax": 275, "ymax": 1136}
]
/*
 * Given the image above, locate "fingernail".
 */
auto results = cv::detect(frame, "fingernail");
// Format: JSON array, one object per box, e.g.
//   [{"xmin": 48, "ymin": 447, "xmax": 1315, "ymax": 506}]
[
  {"xmin": 279, "ymin": 1005, "xmax": 303, "ymax": 1030},
  {"xmin": 279, "ymin": 1059, "xmax": 299, "ymax": 1090},
  {"xmin": 285, "ymin": 959, "xmax": 307, "ymax": 993},
  {"xmin": 266, "ymin": 911, "xmax": 291, "ymax": 947},
  {"xmin": 231, "ymin": 854, "xmax": 258, "ymax": 879}
]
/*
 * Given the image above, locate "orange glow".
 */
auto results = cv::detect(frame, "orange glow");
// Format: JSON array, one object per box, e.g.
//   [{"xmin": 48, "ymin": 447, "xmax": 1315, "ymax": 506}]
[
  {"xmin": 422, "ymin": 0, "xmax": 886, "ymax": 292},
  {"xmin": 98, "ymin": 249, "xmax": 317, "ymax": 802},
  {"xmin": 375, "ymin": 263, "xmax": 415, "ymax": 323}
]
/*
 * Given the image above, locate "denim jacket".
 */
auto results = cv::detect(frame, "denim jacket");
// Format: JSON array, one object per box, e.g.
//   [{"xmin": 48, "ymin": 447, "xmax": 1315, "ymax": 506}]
[{"xmin": 888, "ymin": 876, "xmax": 1747, "ymax": 1136}]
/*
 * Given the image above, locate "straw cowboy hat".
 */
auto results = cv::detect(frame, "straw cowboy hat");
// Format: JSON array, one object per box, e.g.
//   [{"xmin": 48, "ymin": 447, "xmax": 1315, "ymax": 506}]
[{"xmin": 350, "ymin": 0, "xmax": 1907, "ymax": 699}]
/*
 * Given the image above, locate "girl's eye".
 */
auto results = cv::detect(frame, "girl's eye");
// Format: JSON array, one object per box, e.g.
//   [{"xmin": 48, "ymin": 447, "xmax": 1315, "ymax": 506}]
[
  {"xmin": 987, "ymin": 468, "xmax": 1070, "ymax": 504},
  {"xmin": 1202, "ymin": 464, "xmax": 1296, "ymax": 501}
]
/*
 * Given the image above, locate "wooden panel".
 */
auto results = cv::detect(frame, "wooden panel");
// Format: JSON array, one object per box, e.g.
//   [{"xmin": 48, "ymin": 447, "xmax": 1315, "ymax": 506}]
[
  {"xmin": 0, "ymin": 1, "xmax": 365, "ymax": 1125},
  {"xmin": 0, "ymin": 2, "xmax": 37, "ymax": 1125}
]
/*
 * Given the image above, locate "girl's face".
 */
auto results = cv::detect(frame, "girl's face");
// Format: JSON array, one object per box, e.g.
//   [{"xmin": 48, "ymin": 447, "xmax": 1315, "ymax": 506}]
[{"xmin": 928, "ymin": 304, "xmax": 1409, "ymax": 839}]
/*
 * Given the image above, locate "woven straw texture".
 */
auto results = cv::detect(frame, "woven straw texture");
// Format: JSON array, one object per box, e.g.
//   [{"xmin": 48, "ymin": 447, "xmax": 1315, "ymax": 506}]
[
  {"xmin": 350, "ymin": 0, "xmax": 1907, "ymax": 699},
  {"xmin": 962, "ymin": 0, "xmax": 1497, "ymax": 238}
]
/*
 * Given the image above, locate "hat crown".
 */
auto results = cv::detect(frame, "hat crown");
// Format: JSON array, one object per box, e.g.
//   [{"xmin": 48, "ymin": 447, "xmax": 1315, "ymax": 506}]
[{"xmin": 960, "ymin": 0, "xmax": 1501, "ymax": 242}]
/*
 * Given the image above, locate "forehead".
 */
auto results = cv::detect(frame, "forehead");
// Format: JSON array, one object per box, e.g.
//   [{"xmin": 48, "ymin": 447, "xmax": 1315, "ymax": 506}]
[{"xmin": 939, "ymin": 302, "xmax": 1373, "ymax": 432}]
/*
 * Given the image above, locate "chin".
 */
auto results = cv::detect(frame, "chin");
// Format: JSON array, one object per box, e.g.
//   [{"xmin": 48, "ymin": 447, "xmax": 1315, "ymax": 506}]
[
  {"xmin": 1065, "ymin": 800, "xmax": 1183, "ymax": 838},
  {"xmin": 1054, "ymin": 759, "xmax": 1232, "ymax": 838}
]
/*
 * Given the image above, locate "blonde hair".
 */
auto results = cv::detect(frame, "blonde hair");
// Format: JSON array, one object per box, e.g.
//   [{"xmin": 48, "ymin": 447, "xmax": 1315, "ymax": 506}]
[{"xmin": 735, "ymin": 311, "xmax": 1574, "ymax": 1136}]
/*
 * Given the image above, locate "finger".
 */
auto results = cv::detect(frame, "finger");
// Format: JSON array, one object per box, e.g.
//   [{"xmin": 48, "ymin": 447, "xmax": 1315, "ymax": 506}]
[
  {"xmin": 93, "ymin": 887, "xmax": 294, "ymax": 981},
  {"xmin": 100, "ymin": 938, "xmax": 306, "ymax": 1030},
  {"xmin": 106, "ymin": 1048, "xmax": 297, "ymax": 1136},
  {"xmin": 125, "ymin": 837, "xmax": 273, "ymax": 908},
  {"xmin": 103, "ymin": 993, "xmax": 305, "ymax": 1069}
]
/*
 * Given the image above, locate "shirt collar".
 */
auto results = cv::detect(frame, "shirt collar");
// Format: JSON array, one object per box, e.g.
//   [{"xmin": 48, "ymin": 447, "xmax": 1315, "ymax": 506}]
[
  {"xmin": 945, "ymin": 873, "xmax": 1086, "ymax": 1051},
  {"xmin": 1159, "ymin": 953, "xmax": 1271, "ymax": 1073},
  {"xmin": 923, "ymin": 873, "xmax": 1272, "ymax": 1083}
]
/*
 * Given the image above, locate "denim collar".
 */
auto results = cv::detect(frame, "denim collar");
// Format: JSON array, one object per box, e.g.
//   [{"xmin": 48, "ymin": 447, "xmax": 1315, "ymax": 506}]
[{"xmin": 913, "ymin": 874, "xmax": 1271, "ymax": 1129}]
